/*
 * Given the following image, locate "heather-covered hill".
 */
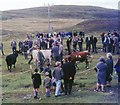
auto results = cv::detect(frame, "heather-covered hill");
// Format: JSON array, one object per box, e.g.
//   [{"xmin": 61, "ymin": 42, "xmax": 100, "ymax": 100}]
[
  {"xmin": 67, "ymin": 19, "xmax": 118, "ymax": 33},
  {"xmin": 2, "ymin": 5, "xmax": 118, "ymax": 20},
  {"xmin": 1, "ymin": 5, "xmax": 119, "ymax": 35}
]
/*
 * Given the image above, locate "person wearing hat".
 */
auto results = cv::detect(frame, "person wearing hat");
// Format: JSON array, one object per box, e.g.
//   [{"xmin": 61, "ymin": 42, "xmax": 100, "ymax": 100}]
[
  {"xmin": 43, "ymin": 72, "xmax": 52, "ymax": 97},
  {"xmin": 31, "ymin": 68, "xmax": 42, "ymax": 99},
  {"xmin": 95, "ymin": 56, "xmax": 107, "ymax": 92}
]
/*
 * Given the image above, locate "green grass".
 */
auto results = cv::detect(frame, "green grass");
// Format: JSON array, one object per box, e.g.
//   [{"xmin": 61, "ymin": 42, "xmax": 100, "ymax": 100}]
[{"xmin": 1, "ymin": 34, "xmax": 119, "ymax": 103}]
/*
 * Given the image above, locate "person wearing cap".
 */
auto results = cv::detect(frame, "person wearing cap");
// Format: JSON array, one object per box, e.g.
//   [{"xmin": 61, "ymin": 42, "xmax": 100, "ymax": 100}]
[
  {"xmin": 31, "ymin": 68, "xmax": 42, "ymax": 99},
  {"xmin": 106, "ymin": 53, "xmax": 113, "ymax": 87},
  {"xmin": 43, "ymin": 72, "xmax": 52, "ymax": 97},
  {"xmin": 95, "ymin": 56, "xmax": 107, "ymax": 92},
  {"xmin": 52, "ymin": 61, "xmax": 64, "ymax": 97}
]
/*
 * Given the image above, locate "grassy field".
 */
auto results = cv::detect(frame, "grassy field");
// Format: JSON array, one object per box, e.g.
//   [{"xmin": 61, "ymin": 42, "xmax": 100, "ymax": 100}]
[
  {"xmin": 2, "ymin": 18, "xmax": 84, "ymax": 35},
  {"xmin": 1, "ymin": 34, "xmax": 119, "ymax": 104},
  {"xmin": 1, "ymin": 5, "xmax": 119, "ymax": 104}
]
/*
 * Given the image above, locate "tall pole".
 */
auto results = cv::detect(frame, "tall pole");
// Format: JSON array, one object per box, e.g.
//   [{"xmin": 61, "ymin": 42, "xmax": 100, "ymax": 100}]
[{"xmin": 48, "ymin": 3, "xmax": 50, "ymax": 34}]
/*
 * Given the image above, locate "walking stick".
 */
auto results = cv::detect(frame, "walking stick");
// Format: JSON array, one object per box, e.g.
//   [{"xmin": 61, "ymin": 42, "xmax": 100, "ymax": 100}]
[{"xmin": 30, "ymin": 64, "xmax": 33, "ymax": 77}]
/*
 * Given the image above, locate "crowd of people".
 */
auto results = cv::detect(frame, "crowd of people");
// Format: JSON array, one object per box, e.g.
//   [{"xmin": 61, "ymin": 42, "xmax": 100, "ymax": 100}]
[
  {"xmin": 32, "ymin": 57, "xmax": 76, "ymax": 99},
  {"xmin": 101, "ymin": 31, "xmax": 120, "ymax": 54},
  {"xmin": 94, "ymin": 54, "xmax": 120, "ymax": 92},
  {"xmin": 1, "ymin": 30, "xmax": 120, "ymax": 99},
  {"xmin": 1, "ymin": 30, "xmax": 119, "ymax": 57}
]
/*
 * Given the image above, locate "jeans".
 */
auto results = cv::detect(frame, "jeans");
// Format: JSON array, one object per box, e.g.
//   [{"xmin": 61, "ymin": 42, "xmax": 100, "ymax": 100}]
[{"xmin": 55, "ymin": 80, "xmax": 62, "ymax": 96}]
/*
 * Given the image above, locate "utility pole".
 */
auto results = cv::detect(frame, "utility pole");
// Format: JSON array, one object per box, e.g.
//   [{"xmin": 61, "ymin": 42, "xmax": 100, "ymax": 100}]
[{"xmin": 48, "ymin": 3, "xmax": 50, "ymax": 34}]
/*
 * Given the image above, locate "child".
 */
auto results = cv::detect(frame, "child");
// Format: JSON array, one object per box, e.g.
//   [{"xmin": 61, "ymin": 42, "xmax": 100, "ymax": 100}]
[
  {"xmin": 31, "ymin": 68, "xmax": 42, "ymax": 99},
  {"xmin": 43, "ymin": 72, "xmax": 52, "ymax": 97},
  {"xmin": 43, "ymin": 63, "xmax": 52, "ymax": 79}
]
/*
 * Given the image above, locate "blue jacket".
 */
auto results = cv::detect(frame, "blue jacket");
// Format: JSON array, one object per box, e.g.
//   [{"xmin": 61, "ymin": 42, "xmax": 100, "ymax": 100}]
[{"xmin": 51, "ymin": 45, "xmax": 59, "ymax": 57}]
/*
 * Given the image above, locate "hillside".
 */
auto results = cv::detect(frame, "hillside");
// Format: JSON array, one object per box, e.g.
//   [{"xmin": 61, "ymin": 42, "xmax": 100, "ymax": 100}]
[
  {"xmin": 2, "ymin": 5, "xmax": 118, "ymax": 20},
  {"xmin": 65, "ymin": 19, "xmax": 118, "ymax": 33},
  {"xmin": 1, "ymin": 5, "xmax": 119, "ymax": 35}
]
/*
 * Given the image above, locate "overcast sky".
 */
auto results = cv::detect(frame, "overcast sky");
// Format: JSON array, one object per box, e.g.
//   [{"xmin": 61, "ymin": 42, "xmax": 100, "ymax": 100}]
[{"xmin": 0, "ymin": 0, "xmax": 120, "ymax": 11}]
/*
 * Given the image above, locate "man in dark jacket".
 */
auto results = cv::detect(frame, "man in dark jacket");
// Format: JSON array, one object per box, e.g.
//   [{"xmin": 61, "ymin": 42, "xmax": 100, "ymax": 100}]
[
  {"xmin": 62, "ymin": 57, "xmax": 76, "ymax": 95},
  {"xmin": 51, "ymin": 43, "xmax": 60, "ymax": 62},
  {"xmin": 37, "ymin": 47, "xmax": 45, "ymax": 72},
  {"xmin": 91, "ymin": 35, "xmax": 98, "ymax": 53},
  {"xmin": 85, "ymin": 35, "xmax": 92, "ymax": 52},
  {"xmin": 66, "ymin": 37, "xmax": 72, "ymax": 55},
  {"xmin": 106, "ymin": 53, "xmax": 113, "ymax": 87}
]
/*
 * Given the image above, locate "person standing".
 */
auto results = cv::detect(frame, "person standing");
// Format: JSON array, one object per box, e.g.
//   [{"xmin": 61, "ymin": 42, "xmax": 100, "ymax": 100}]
[
  {"xmin": 37, "ymin": 47, "xmax": 45, "ymax": 72},
  {"xmin": 43, "ymin": 72, "xmax": 52, "ymax": 97},
  {"xmin": 106, "ymin": 53, "xmax": 113, "ymax": 87},
  {"xmin": 11, "ymin": 40, "xmax": 17, "ymax": 53},
  {"xmin": 51, "ymin": 43, "xmax": 60, "ymax": 62},
  {"xmin": 53, "ymin": 62, "xmax": 64, "ymax": 97},
  {"xmin": 114, "ymin": 57, "xmax": 120, "ymax": 84},
  {"xmin": 18, "ymin": 41, "xmax": 23, "ymax": 53},
  {"xmin": 112, "ymin": 35, "xmax": 119, "ymax": 54},
  {"xmin": 95, "ymin": 57, "xmax": 107, "ymax": 92},
  {"xmin": 66, "ymin": 37, "xmax": 72, "ymax": 55},
  {"xmin": 91, "ymin": 35, "xmax": 98, "ymax": 53},
  {"xmin": 73, "ymin": 36, "xmax": 78, "ymax": 51},
  {"xmin": 62, "ymin": 57, "xmax": 76, "ymax": 95},
  {"xmin": 0, "ymin": 42, "xmax": 4, "ymax": 55},
  {"xmin": 78, "ymin": 35, "xmax": 83, "ymax": 51},
  {"xmin": 59, "ymin": 44, "xmax": 64, "ymax": 64},
  {"xmin": 85, "ymin": 35, "xmax": 92, "ymax": 52},
  {"xmin": 43, "ymin": 63, "xmax": 52, "ymax": 79},
  {"xmin": 23, "ymin": 41, "xmax": 29, "ymax": 59},
  {"xmin": 31, "ymin": 68, "xmax": 42, "ymax": 99}
]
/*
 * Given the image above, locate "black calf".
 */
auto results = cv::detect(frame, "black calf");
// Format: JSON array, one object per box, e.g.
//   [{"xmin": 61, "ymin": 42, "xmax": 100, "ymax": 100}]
[{"xmin": 6, "ymin": 51, "xmax": 19, "ymax": 72}]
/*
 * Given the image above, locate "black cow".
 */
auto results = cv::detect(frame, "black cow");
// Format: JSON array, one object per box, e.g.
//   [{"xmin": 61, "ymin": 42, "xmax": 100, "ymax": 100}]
[{"xmin": 6, "ymin": 51, "xmax": 19, "ymax": 72}]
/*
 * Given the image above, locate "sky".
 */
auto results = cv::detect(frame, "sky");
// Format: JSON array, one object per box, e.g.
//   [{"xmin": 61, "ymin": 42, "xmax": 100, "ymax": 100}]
[{"xmin": 0, "ymin": 0, "xmax": 120, "ymax": 11}]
